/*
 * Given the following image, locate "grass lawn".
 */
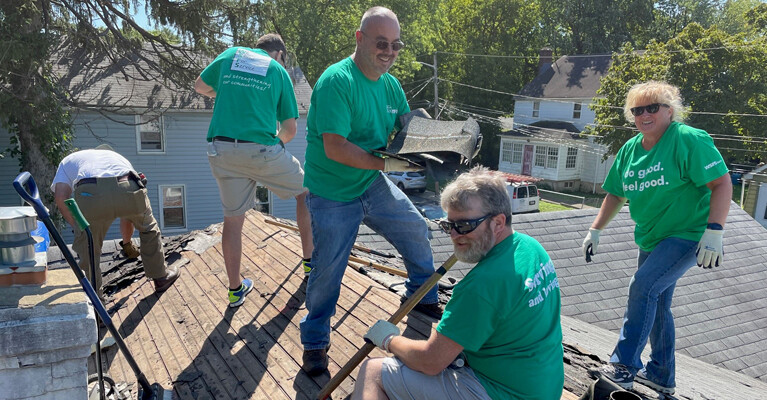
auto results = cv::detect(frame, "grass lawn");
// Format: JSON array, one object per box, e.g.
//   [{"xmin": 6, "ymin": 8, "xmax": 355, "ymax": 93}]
[{"xmin": 539, "ymin": 200, "xmax": 573, "ymax": 212}]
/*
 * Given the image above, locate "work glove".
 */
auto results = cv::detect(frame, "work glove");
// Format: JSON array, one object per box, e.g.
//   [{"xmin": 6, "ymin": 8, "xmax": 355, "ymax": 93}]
[
  {"xmin": 363, "ymin": 320, "xmax": 400, "ymax": 352},
  {"xmin": 582, "ymin": 228, "xmax": 601, "ymax": 263},
  {"xmin": 383, "ymin": 158, "xmax": 423, "ymax": 173},
  {"xmin": 696, "ymin": 229, "xmax": 724, "ymax": 268}
]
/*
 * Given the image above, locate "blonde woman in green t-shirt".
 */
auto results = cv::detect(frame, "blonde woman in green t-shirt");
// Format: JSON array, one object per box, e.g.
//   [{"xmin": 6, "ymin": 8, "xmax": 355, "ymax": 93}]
[{"xmin": 583, "ymin": 81, "xmax": 731, "ymax": 395}]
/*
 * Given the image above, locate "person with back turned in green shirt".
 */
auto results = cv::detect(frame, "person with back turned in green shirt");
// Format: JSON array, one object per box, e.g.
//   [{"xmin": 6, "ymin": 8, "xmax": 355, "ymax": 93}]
[
  {"xmin": 299, "ymin": 6, "xmax": 443, "ymax": 376},
  {"xmin": 583, "ymin": 81, "xmax": 732, "ymax": 395},
  {"xmin": 353, "ymin": 167, "xmax": 564, "ymax": 400},
  {"xmin": 195, "ymin": 33, "xmax": 313, "ymax": 308}
]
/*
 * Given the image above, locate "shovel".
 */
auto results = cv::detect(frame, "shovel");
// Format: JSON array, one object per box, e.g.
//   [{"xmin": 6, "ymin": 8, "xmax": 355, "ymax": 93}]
[{"xmin": 13, "ymin": 172, "xmax": 167, "ymax": 400}]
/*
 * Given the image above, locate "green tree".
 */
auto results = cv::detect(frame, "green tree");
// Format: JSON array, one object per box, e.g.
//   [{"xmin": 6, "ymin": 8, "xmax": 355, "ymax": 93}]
[
  {"xmin": 0, "ymin": 0, "xmax": 250, "ymax": 204},
  {"xmin": 539, "ymin": 0, "xmax": 654, "ymax": 55},
  {"xmin": 587, "ymin": 22, "xmax": 767, "ymax": 163},
  {"xmin": 745, "ymin": 2, "xmax": 767, "ymax": 32}
]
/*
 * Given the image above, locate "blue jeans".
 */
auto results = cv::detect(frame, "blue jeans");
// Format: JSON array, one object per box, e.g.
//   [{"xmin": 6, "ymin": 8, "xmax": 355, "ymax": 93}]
[
  {"xmin": 610, "ymin": 237, "xmax": 697, "ymax": 387},
  {"xmin": 300, "ymin": 173, "xmax": 439, "ymax": 350}
]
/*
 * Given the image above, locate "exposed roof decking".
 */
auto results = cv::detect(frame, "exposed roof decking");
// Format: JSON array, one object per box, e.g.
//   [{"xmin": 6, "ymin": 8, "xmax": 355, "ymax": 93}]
[{"xmin": 100, "ymin": 211, "xmax": 432, "ymax": 399}]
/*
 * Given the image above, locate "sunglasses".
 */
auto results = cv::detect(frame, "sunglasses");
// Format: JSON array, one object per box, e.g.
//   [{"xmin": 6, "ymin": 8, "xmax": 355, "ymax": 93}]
[
  {"xmin": 629, "ymin": 103, "xmax": 669, "ymax": 117},
  {"xmin": 439, "ymin": 214, "xmax": 493, "ymax": 235},
  {"xmin": 360, "ymin": 31, "xmax": 405, "ymax": 52}
]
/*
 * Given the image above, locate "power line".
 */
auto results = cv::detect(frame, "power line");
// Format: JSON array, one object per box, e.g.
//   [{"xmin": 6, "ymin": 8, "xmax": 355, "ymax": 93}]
[
  {"xmin": 439, "ymin": 79, "xmax": 767, "ymax": 118},
  {"xmin": 433, "ymin": 94, "xmax": 767, "ymax": 144},
  {"xmin": 435, "ymin": 43, "xmax": 765, "ymax": 60},
  {"xmin": 406, "ymin": 78, "xmax": 433, "ymax": 101},
  {"xmin": 401, "ymin": 77, "xmax": 432, "ymax": 87}
]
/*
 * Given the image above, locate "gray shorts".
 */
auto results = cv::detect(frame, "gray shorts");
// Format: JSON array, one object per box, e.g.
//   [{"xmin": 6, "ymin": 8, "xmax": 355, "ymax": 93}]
[
  {"xmin": 381, "ymin": 357, "xmax": 491, "ymax": 400},
  {"xmin": 207, "ymin": 140, "xmax": 306, "ymax": 217}
]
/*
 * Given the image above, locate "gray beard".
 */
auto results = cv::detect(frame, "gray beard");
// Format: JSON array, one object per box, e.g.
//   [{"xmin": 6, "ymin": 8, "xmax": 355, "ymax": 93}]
[{"xmin": 454, "ymin": 227, "xmax": 495, "ymax": 264}]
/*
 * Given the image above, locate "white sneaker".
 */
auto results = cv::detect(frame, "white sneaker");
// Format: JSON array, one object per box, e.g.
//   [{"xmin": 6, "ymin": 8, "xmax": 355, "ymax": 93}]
[{"xmin": 635, "ymin": 368, "xmax": 675, "ymax": 395}]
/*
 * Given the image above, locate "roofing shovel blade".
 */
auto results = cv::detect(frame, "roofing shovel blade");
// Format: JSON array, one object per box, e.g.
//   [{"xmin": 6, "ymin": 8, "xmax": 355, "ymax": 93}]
[{"xmin": 13, "ymin": 172, "xmax": 167, "ymax": 400}]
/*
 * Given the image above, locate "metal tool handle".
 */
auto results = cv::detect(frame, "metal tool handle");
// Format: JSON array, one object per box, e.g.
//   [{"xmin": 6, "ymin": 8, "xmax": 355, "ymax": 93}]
[
  {"xmin": 13, "ymin": 172, "xmax": 156, "ymax": 399},
  {"xmin": 317, "ymin": 254, "xmax": 458, "ymax": 400},
  {"xmin": 64, "ymin": 198, "xmax": 90, "ymax": 230},
  {"xmin": 64, "ymin": 198, "xmax": 103, "ymax": 399},
  {"xmin": 13, "ymin": 172, "xmax": 49, "ymax": 218}
]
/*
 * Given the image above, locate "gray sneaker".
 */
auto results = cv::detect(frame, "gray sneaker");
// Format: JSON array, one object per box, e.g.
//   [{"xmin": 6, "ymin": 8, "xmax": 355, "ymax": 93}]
[
  {"xmin": 635, "ymin": 368, "xmax": 675, "ymax": 395},
  {"xmin": 599, "ymin": 363, "xmax": 634, "ymax": 390}
]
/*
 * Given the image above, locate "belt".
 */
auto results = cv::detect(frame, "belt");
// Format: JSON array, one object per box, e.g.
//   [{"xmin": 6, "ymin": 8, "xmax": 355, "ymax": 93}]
[
  {"xmin": 75, "ymin": 174, "xmax": 131, "ymax": 188},
  {"xmin": 213, "ymin": 136, "xmax": 255, "ymax": 144}
]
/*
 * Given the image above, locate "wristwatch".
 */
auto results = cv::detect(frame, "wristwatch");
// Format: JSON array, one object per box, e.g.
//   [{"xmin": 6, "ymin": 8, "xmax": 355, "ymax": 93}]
[{"xmin": 707, "ymin": 223, "xmax": 723, "ymax": 230}]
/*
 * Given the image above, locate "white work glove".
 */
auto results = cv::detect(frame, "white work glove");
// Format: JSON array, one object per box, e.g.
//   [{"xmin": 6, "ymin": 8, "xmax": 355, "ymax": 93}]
[
  {"xmin": 363, "ymin": 320, "xmax": 400, "ymax": 352},
  {"xmin": 696, "ymin": 229, "xmax": 724, "ymax": 268},
  {"xmin": 383, "ymin": 158, "xmax": 423, "ymax": 173},
  {"xmin": 582, "ymin": 228, "xmax": 601, "ymax": 263}
]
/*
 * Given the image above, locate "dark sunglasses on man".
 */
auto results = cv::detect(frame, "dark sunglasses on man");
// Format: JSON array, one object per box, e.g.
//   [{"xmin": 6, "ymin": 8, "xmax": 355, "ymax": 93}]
[
  {"xmin": 629, "ymin": 103, "xmax": 669, "ymax": 117},
  {"xmin": 360, "ymin": 31, "xmax": 405, "ymax": 52},
  {"xmin": 439, "ymin": 214, "xmax": 493, "ymax": 235}
]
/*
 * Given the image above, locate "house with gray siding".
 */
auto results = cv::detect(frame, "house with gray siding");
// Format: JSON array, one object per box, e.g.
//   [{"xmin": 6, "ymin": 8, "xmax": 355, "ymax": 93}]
[
  {"xmin": 0, "ymin": 46, "xmax": 312, "ymax": 241},
  {"xmin": 498, "ymin": 50, "xmax": 615, "ymax": 192}
]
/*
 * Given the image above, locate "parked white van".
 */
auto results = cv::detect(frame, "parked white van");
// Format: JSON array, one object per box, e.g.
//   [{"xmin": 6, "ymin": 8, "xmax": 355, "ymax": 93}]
[{"xmin": 507, "ymin": 182, "xmax": 540, "ymax": 214}]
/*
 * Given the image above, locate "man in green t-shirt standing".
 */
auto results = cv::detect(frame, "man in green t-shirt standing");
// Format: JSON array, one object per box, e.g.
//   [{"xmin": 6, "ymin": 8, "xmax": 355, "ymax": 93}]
[
  {"xmin": 354, "ymin": 167, "xmax": 564, "ymax": 400},
  {"xmin": 194, "ymin": 33, "xmax": 313, "ymax": 308},
  {"xmin": 299, "ymin": 7, "xmax": 441, "ymax": 376}
]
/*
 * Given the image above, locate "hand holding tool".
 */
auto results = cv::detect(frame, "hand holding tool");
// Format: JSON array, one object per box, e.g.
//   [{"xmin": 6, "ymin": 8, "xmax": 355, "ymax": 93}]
[
  {"xmin": 384, "ymin": 157, "xmax": 423, "ymax": 172},
  {"xmin": 583, "ymin": 228, "xmax": 601, "ymax": 263},
  {"xmin": 697, "ymin": 228, "xmax": 724, "ymax": 268},
  {"xmin": 363, "ymin": 320, "xmax": 400, "ymax": 352},
  {"xmin": 317, "ymin": 254, "xmax": 458, "ymax": 400}
]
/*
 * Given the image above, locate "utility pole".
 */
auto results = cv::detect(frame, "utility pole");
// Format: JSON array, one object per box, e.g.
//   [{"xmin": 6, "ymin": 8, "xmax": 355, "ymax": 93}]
[{"xmin": 432, "ymin": 53, "xmax": 438, "ymax": 120}]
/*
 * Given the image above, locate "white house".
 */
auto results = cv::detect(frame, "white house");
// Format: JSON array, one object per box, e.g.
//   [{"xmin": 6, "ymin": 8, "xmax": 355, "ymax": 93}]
[
  {"xmin": 0, "ymin": 45, "xmax": 312, "ymax": 241},
  {"xmin": 741, "ymin": 163, "xmax": 767, "ymax": 229},
  {"xmin": 498, "ymin": 49, "xmax": 615, "ymax": 192}
]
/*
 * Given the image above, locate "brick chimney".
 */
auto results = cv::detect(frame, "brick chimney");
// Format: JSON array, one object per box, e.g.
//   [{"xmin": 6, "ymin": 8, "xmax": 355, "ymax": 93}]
[{"xmin": 538, "ymin": 47, "xmax": 553, "ymax": 73}]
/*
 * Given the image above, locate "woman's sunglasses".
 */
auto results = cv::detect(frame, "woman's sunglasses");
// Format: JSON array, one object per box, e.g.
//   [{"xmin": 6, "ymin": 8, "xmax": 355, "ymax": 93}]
[
  {"xmin": 438, "ymin": 214, "xmax": 492, "ymax": 235},
  {"xmin": 629, "ymin": 103, "xmax": 669, "ymax": 117},
  {"xmin": 361, "ymin": 31, "xmax": 405, "ymax": 51}
]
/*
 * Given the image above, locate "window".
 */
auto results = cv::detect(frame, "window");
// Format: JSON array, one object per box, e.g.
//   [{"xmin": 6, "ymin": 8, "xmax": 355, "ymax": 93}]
[
  {"xmin": 573, "ymin": 103, "xmax": 582, "ymax": 119},
  {"xmin": 534, "ymin": 146, "xmax": 547, "ymax": 167},
  {"xmin": 547, "ymin": 146, "xmax": 559, "ymax": 168},
  {"xmin": 564, "ymin": 181, "xmax": 574, "ymax": 189},
  {"xmin": 136, "ymin": 114, "xmax": 165, "ymax": 153},
  {"xmin": 159, "ymin": 185, "xmax": 186, "ymax": 230},
  {"xmin": 501, "ymin": 141, "xmax": 513, "ymax": 163},
  {"xmin": 528, "ymin": 185, "xmax": 538, "ymax": 197},
  {"xmin": 532, "ymin": 101, "xmax": 540, "ymax": 118},
  {"xmin": 517, "ymin": 187, "xmax": 528, "ymax": 198},
  {"xmin": 566, "ymin": 147, "xmax": 578, "ymax": 169},
  {"xmin": 512, "ymin": 143, "xmax": 523, "ymax": 164},
  {"xmin": 254, "ymin": 185, "xmax": 271, "ymax": 214},
  {"xmin": 535, "ymin": 146, "xmax": 558, "ymax": 168}
]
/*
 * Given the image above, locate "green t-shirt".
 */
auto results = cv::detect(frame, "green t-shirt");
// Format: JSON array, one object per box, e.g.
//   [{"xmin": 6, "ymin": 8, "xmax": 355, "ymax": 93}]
[
  {"xmin": 200, "ymin": 47, "xmax": 298, "ymax": 145},
  {"xmin": 602, "ymin": 122, "xmax": 728, "ymax": 251},
  {"xmin": 436, "ymin": 233, "xmax": 564, "ymax": 400},
  {"xmin": 304, "ymin": 57, "xmax": 410, "ymax": 201}
]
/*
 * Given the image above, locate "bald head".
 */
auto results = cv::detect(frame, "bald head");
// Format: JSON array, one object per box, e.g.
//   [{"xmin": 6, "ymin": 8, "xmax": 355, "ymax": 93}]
[
  {"xmin": 359, "ymin": 6, "xmax": 399, "ymax": 31},
  {"xmin": 353, "ymin": 6, "xmax": 402, "ymax": 80}
]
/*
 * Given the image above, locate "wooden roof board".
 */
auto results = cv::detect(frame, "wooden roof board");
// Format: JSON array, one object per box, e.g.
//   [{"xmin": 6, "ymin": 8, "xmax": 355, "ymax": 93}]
[
  {"xmin": 97, "ymin": 210, "xmax": 432, "ymax": 400},
  {"xmin": 75, "ymin": 207, "xmax": 767, "ymax": 399}
]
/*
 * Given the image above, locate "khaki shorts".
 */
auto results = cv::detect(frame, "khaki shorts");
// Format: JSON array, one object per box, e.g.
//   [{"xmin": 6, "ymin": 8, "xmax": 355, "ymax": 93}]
[
  {"xmin": 381, "ymin": 357, "xmax": 491, "ymax": 400},
  {"xmin": 208, "ymin": 140, "xmax": 306, "ymax": 217}
]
